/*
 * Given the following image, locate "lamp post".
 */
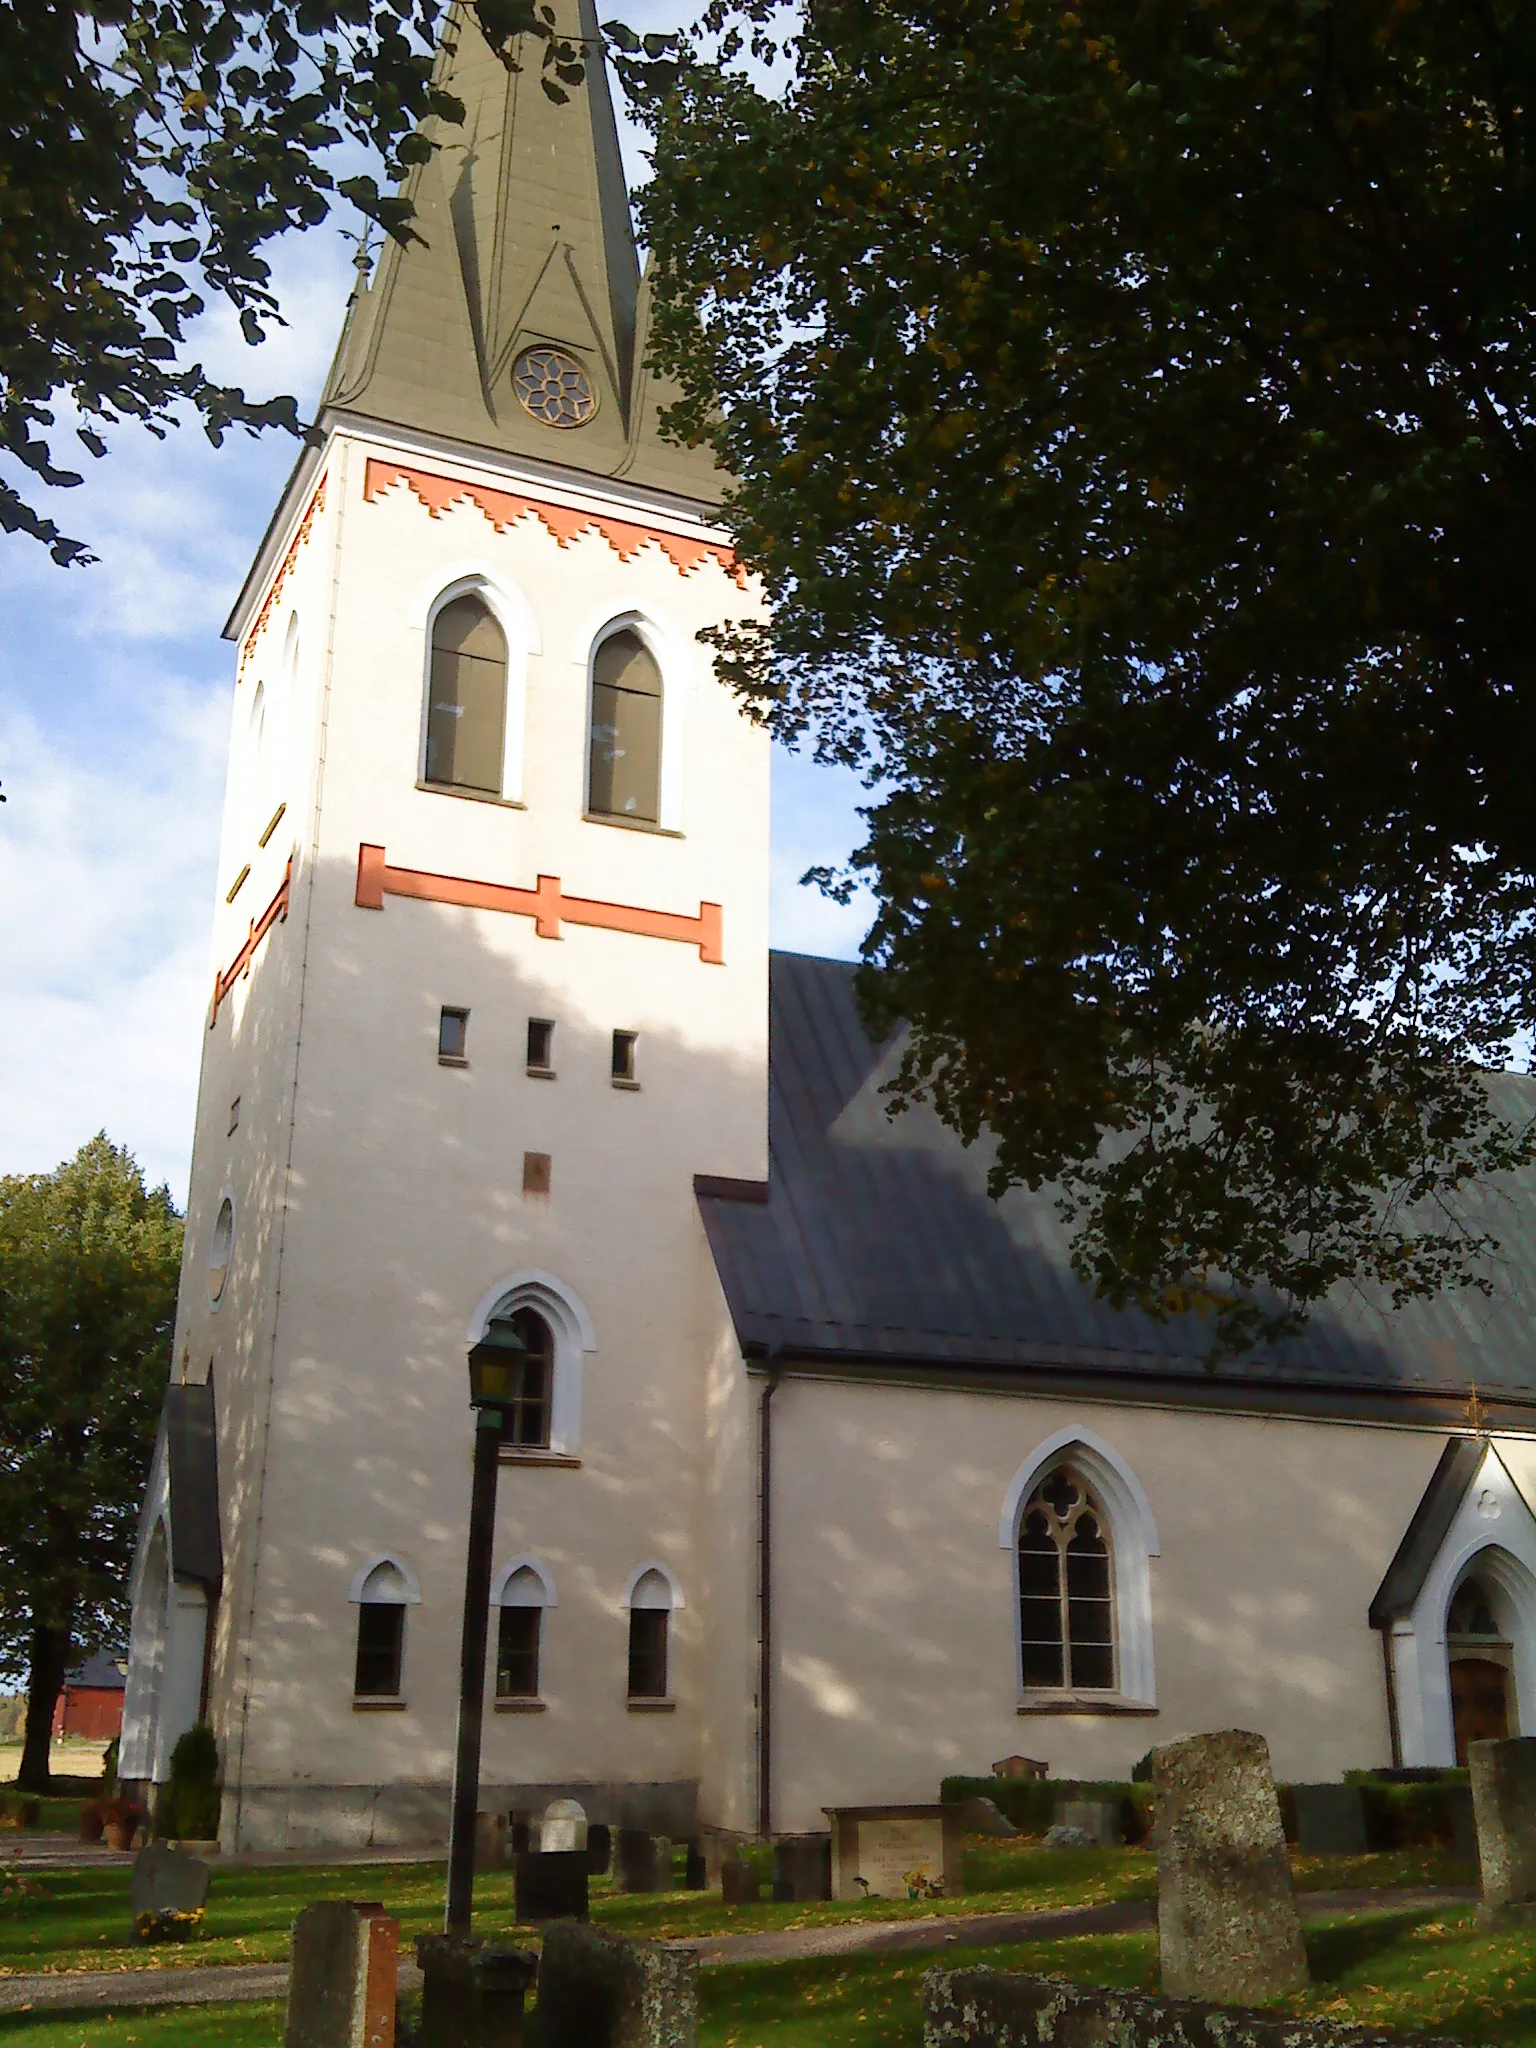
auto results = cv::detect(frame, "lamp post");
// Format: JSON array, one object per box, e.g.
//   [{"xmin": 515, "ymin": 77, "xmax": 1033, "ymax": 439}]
[{"xmin": 444, "ymin": 1311, "xmax": 527, "ymax": 1937}]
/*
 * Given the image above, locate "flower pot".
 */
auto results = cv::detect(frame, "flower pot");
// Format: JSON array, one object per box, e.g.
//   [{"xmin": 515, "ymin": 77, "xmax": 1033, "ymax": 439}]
[
  {"xmin": 104, "ymin": 1821, "xmax": 136, "ymax": 1852},
  {"xmin": 79, "ymin": 1805, "xmax": 104, "ymax": 1844}
]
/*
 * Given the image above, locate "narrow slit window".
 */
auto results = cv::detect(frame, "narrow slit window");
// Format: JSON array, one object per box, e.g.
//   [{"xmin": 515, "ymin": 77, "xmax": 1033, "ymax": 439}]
[
  {"xmin": 588, "ymin": 629, "xmax": 662, "ymax": 823},
  {"xmin": 527, "ymin": 1018, "xmax": 555, "ymax": 1074},
  {"xmin": 627, "ymin": 1567, "xmax": 673, "ymax": 1699},
  {"xmin": 1016, "ymin": 1467, "xmax": 1116, "ymax": 1692},
  {"xmin": 425, "ymin": 596, "xmax": 508, "ymax": 795},
  {"xmin": 611, "ymin": 1030, "xmax": 638, "ymax": 1085},
  {"xmin": 439, "ymin": 1007, "xmax": 469, "ymax": 1064}
]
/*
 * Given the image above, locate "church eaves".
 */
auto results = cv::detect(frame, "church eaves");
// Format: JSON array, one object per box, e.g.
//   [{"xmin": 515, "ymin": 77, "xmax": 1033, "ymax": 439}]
[{"xmin": 321, "ymin": 0, "xmax": 723, "ymax": 507}]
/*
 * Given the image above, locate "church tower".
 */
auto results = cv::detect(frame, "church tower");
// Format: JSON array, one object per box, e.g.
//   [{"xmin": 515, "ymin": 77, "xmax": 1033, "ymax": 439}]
[{"xmin": 120, "ymin": 1, "xmax": 768, "ymax": 1850}]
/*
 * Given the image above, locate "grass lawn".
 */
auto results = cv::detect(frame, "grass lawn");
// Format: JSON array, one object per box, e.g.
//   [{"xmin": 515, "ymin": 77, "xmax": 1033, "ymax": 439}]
[
  {"xmin": 0, "ymin": 1841, "xmax": 1472, "ymax": 1981},
  {"xmin": 4, "ymin": 1907, "xmax": 1534, "ymax": 2047}
]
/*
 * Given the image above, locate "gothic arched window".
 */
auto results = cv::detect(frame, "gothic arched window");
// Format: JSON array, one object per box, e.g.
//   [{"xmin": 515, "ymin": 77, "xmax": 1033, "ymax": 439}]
[
  {"xmin": 425, "ymin": 595, "xmax": 508, "ymax": 795},
  {"xmin": 588, "ymin": 628, "xmax": 662, "ymax": 823},
  {"xmin": 1017, "ymin": 1467, "xmax": 1115, "ymax": 1691},
  {"xmin": 626, "ymin": 1566, "xmax": 674, "ymax": 1700},
  {"xmin": 496, "ymin": 1307, "xmax": 554, "ymax": 1450},
  {"xmin": 353, "ymin": 1559, "xmax": 411, "ymax": 1698},
  {"xmin": 496, "ymin": 1563, "xmax": 550, "ymax": 1701}
]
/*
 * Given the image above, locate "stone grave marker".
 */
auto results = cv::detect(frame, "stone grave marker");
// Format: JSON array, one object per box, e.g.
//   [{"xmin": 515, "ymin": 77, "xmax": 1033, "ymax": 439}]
[
  {"xmin": 720, "ymin": 1858, "xmax": 761, "ymax": 1905},
  {"xmin": 1151, "ymin": 1729, "xmax": 1308, "ymax": 2003},
  {"xmin": 1052, "ymin": 1796, "xmax": 1120, "ymax": 1846},
  {"xmin": 414, "ymin": 1935, "xmax": 536, "ymax": 2048},
  {"xmin": 542, "ymin": 1798, "xmax": 588, "ymax": 1854},
  {"xmin": 952, "ymin": 1796, "xmax": 1019, "ymax": 1838},
  {"xmin": 286, "ymin": 1900, "xmax": 398, "ymax": 2048},
  {"xmin": 474, "ymin": 1812, "xmax": 509, "ymax": 1871},
  {"xmin": 990, "ymin": 1756, "xmax": 1048, "ymax": 1780},
  {"xmin": 825, "ymin": 1806, "xmax": 962, "ymax": 1901},
  {"xmin": 1471, "ymin": 1734, "xmax": 1536, "ymax": 1927},
  {"xmin": 130, "ymin": 1841, "xmax": 212, "ymax": 1931},
  {"xmin": 616, "ymin": 1829, "xmax": 672, "ymax": 1893},
  {"xmin": 683, "ymin": 1839, "xmax": 708, "ymax": 1889},
  {"xmin": 514, "ymin": 1847, "xmax": 589, "ymax": 1922},
  {"xmin": 587, "ymin": 1823, "xmax": 613, "ymax": 1875},
  {"xmin": 1292, "ymin": 1784, "xmax": 1367, "ymax": 1858},
  {"xmin": 771, "ymin": 1832, "xmax": 832, "ymax": 1902},
  {"xmin": 538, "ymin": 1920, "xmax": 699, "ymax": 2048}
]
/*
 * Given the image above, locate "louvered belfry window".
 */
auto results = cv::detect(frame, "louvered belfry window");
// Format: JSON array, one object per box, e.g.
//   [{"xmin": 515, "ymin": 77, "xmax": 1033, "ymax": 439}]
[
  {"xmin": 588, "ymin": 629, "xmax": 662, "ymax": 822},
  {"xmin": 1017, "ymin": 1467, "xmax": 1115, "ymax": 1690},
  {"xmin": 425, "ymin": 595, "xmax": 508, "ymax": 794}
]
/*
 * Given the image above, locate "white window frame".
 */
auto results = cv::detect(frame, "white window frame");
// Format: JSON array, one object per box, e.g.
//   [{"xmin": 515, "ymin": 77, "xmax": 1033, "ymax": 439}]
[
  {"xmin": 465, "ymin": 1270, "xmax": 594, "ymax": 1457},
  {"xmin": 999, "ymin": 1426, "xmax": 1159, "ymax": 1707},
  {"xmin": 573, "ymin": 601, "xmax": 689, "ymax": 832},
  {"xmin": 622, "ymin": 1558, "xmax": 685, "ymax": 1610},
  {"xmin": 348, "ymin": 1553, "xmax": 422, "ymax": 1604},
  {"xmin": 492, "ymin": 1554, "xmax": 558, "ymax": 1608},
  {"xmin": 415, "ymin": 569, "xmax": 538, "ymax": 803},
  {"xmin": 1391, "ymin": 1443, "xmax": 1536, "ymax": 1765}
]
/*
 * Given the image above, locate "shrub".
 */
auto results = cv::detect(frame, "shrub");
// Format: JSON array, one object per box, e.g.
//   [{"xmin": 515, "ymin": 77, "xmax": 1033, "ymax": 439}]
[
  {"xmin": 16, "ymin": 1798, "xmax": 41, "ymax": 1829},
  {"xmin": 1342, "ymin": 1769, "xmax": 1471, "ymax": 1851},
  {"xmin": 157, "ymin": 1722, "xmax": 221, "ymax": 1841},
  {"xmin": 940, "ymin": 1775, "xmax": 1154, "ymax": 1843}
]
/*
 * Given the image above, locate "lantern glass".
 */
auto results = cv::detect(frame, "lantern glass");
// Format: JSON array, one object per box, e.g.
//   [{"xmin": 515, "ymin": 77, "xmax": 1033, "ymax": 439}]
[{"xmin": 467, "ymin": 1312, "xmax": 530, "ymax": 1411}]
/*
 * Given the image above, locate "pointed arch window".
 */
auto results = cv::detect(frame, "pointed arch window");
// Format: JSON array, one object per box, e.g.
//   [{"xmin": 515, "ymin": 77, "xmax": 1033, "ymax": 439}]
[
  {"xmin": 494, "ymin": 1307, "xmax": 554, "ymax": 1450},
  {"xmin": 588, "ymin": 628, "xmax": 662, "ymax": 823},
  {"xmin": 1017, "ymin": 1467, "xmax": 1115, "ymax": 1691},
  {"xmin": 627, "ymin": 1567, "xmax": 674, "ymax": 1700},
  {"xmin": 353, "ymin": 1560, "xmax": 410, "ymax": 1699},
  {"xmin": 496, "ymin": 1565, "xmax": 549, "ymax": 1701},
  {"xmin": 425, "ymin": 595, "xmax": 508, "ymax": 795}
]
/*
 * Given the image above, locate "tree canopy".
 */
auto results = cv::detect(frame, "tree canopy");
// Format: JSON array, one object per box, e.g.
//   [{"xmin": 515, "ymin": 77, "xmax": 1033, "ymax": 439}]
[
  {"xmin": 1, "ymin": 1, "xmax": 588, "ymax": 565},
  {"xmin": 0, "ymin": 1136, "xmax": 182, "ymax": 1789},
  {"xmin": 632, "ymin": 0, "xmax": 1536, "ymax": 1350}
]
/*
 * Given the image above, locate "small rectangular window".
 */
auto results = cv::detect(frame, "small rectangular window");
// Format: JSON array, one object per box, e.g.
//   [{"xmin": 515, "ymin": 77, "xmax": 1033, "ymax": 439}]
[
  {"xmin": 627, "ymin": 1609, "xmax": 668, "ymax": 1700},
  {"xmin": 439, "ymin": 1006, "xmax": 469, "ymax": 1064},
  {"xmin": 228, "ymin": 1097, "xmax": 240, "ymax": 1135},
  {"xmin": 496, "ymin": 1606, "xmax": 542, "ymax": 1699},
  {"xmin": 527, "ymin": 1018, "xmax": 555, "ymax": 1075},
  {"xmin": 354, "ymin": 1604, "xmax": 404, "ymax": 1697},
  {"xmin": 611, "ymin": 1030, "xmax": 639, "ymax": 1087},
  {"xmin": 523, "ymin": 1151, "xmax": 552, "ymax": 1199}
]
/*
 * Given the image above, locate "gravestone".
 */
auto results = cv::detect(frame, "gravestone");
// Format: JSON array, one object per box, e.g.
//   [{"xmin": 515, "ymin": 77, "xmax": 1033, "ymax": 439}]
[
  {"xmin": 542, "ymin": 1798, "xmax": 588, "ymax": 1854},
  {"xmin": 415, "ymin": 1934, "xmax": 537, "ymax": 2048},
  {"xmin": 510, "ymin": 1816, "xmax": 534, "ymax": 1857},
  {"xmin": 991, "ymin": 1756, "xmax": 1048, "ymax": 1780},
  {"xmin": 1044, "ymin": 1824, "xmax": 1099, "ymax": 1851},
  {"xmin": 131, "ymin": 1842, "xmax": 212, "ymax": 1926},
  {"xmin": 475, "ymin": 1812, "xmax": 509, "ymax": 1871},
  {"xmin": 683, "ymin": 1840, "xmax": 708, "ymax": 1889},
  {"xmin": 826, "ymin": 1807, "xmax": 962, "ymax": 1901},
  {"xmin": 1052, "ymin": 1797, "xmax": 1120, "ymax": 1846},
  {"xmin": 1292, "ymin": 1784, "xmax": 1367, "ymax": 1858},
  {"xmin": 952, "ymin": 1796, "xmax": 1020, "ymax": 1838},
  {"xmin": 286, "ymin": 1900, "xmax": 398, "ymax": 2048},
  {"xmin": 538, "ymin": 1920, "xmax": 699, "ymax": 2048},
  {"xmin": 1470, "ymin": 1735, "xmax": 1536, "ymax": 1927},
  {"xmin": 587, "ymin": 1823, "xmax": 613, "ymax": 1876},
  {"xmin": 772, "ymin": 1833, "xmax": 833, "ymax": 1902},
  {"xmin": 1151, "ymin": 1729, "xmax": 1308, "ymax": 2003},
  {"xmin": 720, "ymin": 1858, "xmax": 761, "ymax": 1905},
  {"xmin": 514, "ymin": 1848, "xmax": 590, "ymax": 1923},
  {"xmin": 616, "ymin": 1829, "xmax": 672, "ymax": 1894}
]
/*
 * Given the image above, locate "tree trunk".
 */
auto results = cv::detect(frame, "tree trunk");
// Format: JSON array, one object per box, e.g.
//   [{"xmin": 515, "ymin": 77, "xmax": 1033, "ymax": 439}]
[{"xmin": 17, "ymin": 1622, "xmax": 71, "ymax": 1793}]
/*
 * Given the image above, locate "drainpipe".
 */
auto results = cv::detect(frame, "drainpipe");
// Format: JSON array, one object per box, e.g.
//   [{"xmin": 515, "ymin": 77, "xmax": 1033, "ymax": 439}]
[
  {"xmin": 757, "ymin": 1354, "xmax": 783, "ymax": 1841},
  {"xmin": 1379, "ymin": 1621, "xmax": 1403, "ymax": 1769}
]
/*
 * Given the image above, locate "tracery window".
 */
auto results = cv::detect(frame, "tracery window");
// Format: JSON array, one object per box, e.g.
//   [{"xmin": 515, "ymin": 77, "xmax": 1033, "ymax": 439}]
[
  {"xmin": 588, "ymin": 628, "xmax": 662, "ymax": 822},
  {"xmin": 425, "ymin": 595, "xmax": 508, "ymax": 795},
  {"xmin": 1017, "ymin": 1467, "xmax": 1115, "ymax": 1691},
  {"xmin": 496, "ymin": 1565, "xmax": 547, "ymax": 1700}
]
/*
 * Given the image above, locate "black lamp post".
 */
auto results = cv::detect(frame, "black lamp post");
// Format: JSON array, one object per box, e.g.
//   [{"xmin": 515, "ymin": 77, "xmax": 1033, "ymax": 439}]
[{"xmin": 444, "ymin": 1311, "xmax": 527, "ymax": 1937}]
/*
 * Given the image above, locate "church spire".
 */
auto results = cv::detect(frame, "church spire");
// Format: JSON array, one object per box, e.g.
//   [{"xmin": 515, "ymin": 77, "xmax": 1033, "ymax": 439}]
[{"xmin": 322, "ymin": 0, "xmax": 719, "ymax": 504}]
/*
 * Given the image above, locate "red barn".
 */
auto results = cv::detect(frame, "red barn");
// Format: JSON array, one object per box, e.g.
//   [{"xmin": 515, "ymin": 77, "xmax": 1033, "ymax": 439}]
[{"xmin": 51, "ymin": 1652, "xmax": 126, "ymax": 1742}]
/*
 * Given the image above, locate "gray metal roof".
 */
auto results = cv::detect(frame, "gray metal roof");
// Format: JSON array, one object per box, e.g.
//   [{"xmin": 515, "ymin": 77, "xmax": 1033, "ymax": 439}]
[
  {"xmin": 1368, "ymin": 1438, "xmax": 1485, "ymax": 1625},
  {"xmin": 698, "ymin": 953, "xmax": 1536, "ymax": 1412}
]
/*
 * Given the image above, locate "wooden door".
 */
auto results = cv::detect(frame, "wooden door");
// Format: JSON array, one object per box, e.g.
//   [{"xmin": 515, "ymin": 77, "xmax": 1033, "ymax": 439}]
[{"xmin": 1450, "ymin": 1657, "xmax": 1509, "ymax": 1763}]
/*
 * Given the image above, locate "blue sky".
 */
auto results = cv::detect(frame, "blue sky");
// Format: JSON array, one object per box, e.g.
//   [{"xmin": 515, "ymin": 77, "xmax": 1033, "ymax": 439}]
[{"xmin": 0, "ymin": 21, "xmax": 873, "ymax": 1203}]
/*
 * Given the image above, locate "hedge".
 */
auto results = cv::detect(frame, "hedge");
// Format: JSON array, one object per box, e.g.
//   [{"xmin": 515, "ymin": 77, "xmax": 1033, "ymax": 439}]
[{"xmin": 940, "ymin": 1775, "xmax": 1154, "ymax": 1843}]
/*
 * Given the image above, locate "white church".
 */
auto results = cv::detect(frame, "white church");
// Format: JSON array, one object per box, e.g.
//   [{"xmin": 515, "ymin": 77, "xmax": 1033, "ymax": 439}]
[{"xmin": 121, "ymin": 1, "xmax": 1536, "ymax": 1853}]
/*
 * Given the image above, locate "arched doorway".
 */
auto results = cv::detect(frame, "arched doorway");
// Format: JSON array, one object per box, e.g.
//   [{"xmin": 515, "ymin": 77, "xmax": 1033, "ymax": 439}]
[{"xmin": 1447, "ymin": 1567, "xmax": 1514, "ymax": 1763}]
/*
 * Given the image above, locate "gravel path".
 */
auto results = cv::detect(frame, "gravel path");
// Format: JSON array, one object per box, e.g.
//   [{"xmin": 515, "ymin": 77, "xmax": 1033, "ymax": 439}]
[{"xmin": 0, "ymin": 1886, "xmax": 1474, "ymax": 2016}]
